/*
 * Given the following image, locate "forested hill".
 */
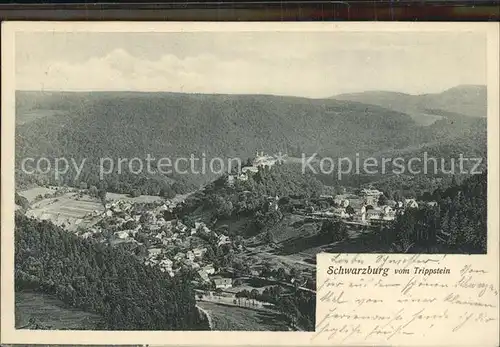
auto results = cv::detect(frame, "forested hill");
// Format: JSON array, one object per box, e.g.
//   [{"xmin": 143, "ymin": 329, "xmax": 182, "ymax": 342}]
[
  {"xmin": 380, "ymin": 172, "xmax": 487, "ymax": 254},
  {"xmin": 333, "ymin": 85, "xmax": 487, "ymax": 125},
  {"xmin": 15, "ymin": 213, "xmax": 209, "ymax": 330},
  {"xmin": 15, "ymin": 91, "xmax": 414, "ymax": 192},
  {"xmin": 15, "ymin": 91, "xmax": 486, "ymax": 194},
  {"xmin": 16, "ymin": 91, "xmax": 417, "ymax": 159}
]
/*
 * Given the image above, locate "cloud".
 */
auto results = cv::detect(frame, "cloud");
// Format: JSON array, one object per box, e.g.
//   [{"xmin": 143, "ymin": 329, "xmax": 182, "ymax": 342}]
[
  {"xmin": 15, "ymin": 34, "xmax": 487, "ymax": 97},
  {"xmin": 16, "ymin": 48, "xmax": 332, "ymax": 96}
]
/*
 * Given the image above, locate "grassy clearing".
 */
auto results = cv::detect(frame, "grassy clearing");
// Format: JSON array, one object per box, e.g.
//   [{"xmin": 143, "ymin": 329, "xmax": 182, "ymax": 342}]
[
  {"xmin": 106, "ymin": 192, "xmax": 164, "ymax": 203},
  {"xmin": 15, "ymin": 292, "xmax": 103, "ymax": 330},
  {"xmin": 25, "ymin": 193, "xmax": 103, "ymax": 231},
  {"xmin": 18, "ymin": 187, "xmax": 54, "ymax": 202},
  {"xmin": 269, "ymin": 213, "xmax": 320, "ymax": 243},
  {"xmin": 197, "ymin": 301, "xmax": 289, "ymax": 331}
]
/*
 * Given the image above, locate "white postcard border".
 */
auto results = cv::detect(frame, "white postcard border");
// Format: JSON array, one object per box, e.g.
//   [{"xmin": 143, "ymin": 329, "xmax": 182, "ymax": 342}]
[{"xmin": 1, "ymin": 21, "xmax": 499, "ymax": 346}]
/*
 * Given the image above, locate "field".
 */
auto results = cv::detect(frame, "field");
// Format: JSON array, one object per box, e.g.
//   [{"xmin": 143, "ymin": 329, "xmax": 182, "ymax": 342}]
[
  {"xmin": 18, "ymin": 187, "xmax": 55, "ymax": 202},
  {"xmin": 106, "ymin": 192, "xmax": 164, "ymax": 203},
  {"xmin": 240, "ymin": 213, "xmax": 386, "ymax": 279},
  {"xmin": 269, "ymin": 213, "xmax": 320, "ymax": 243},
  {"xmin": 25, "ymin": 193, "xmax": 103, "ymax": 231},
  {"xmin": 237, "ymin": 213, "xmax": 322, "ymax": 274},
  {"xmin": 16, "ymin": 292, "xmax": 103, "ymax": 330},
  {"xmin": 196, "ymin": 301, "xmax": 290, "ymax": 331},
  {"xmin": 19, "ymin": 186, "xmax": 175, "ymax": 231}
]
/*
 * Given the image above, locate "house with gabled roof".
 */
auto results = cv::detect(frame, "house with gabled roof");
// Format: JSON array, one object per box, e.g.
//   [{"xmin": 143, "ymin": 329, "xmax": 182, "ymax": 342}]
[
  {"xmin": 404, "ymin": 199, "xmax": 419, "ymax": 209},
  {"xmin": 212, "ymin": 276, "xmax": 232, "ymax": 289}
]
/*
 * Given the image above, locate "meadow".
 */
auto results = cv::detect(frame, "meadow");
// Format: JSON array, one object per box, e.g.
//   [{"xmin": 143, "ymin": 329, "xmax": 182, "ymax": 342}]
[
  {"xmin": 196, "ymin": 301, "xmax": 290, "ymax": 331},
  {"xmin": 16, "ymin": 292, "xmax": 103, "ymax": 330}
]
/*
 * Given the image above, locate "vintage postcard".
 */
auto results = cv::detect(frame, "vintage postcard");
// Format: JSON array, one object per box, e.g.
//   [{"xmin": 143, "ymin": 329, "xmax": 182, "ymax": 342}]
[{"xmin": 1, "ymin": 21, "xmax": 499, "ymax": 346}]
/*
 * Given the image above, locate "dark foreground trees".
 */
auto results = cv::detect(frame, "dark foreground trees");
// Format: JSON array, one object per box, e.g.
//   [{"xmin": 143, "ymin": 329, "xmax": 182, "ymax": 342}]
[
  {"xmin": 15, "ymin": 214, "xmax": 208, "ymax": 330},
  {"xmin": 381, "ymin": 173, "xmax": 487, "ymax": 254},
  {"xmin": 319, "ymin": 219, "xmax": 349, "ymax": 243}
]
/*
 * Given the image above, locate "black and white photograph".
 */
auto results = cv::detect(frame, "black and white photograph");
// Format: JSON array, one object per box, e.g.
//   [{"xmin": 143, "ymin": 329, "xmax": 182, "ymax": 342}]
[{"xmin": 3, "ymin": 23, "xmax": 493, "ymax": 336}]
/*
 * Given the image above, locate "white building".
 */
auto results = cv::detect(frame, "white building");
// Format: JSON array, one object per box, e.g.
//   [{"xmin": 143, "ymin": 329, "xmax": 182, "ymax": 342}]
[
  {"xmin": 404, "ymin": 199, "xmax": 419, "ymax": 209},
  {"xmin": 217, "ymin": 235, "xmax": 231, "ymax": 246},
  {"xmin": 198, "ymin": 270, "xmax": 210, "ymax": 282},
  {"xmin": 227, "ymin": 175, "xmax": 236, "ymax": 186},
  {"xmin": 333, "ymin": 208, "xmax": 349, "ymax": 219},
  {"xmin": 333, "ymin": 195, "xmax": 350, "ymax": 207},
  {"xmin": 360, "ymin": 188, "xmax": 383, "ymax": 197},
  {"xmin": 193, "ymin": 247, "xmax": 207, "ymax": 259},
  {"xmin": 177, "ymin": 223, "xmax": 188, "ymax": 233},
  {"xmin": 203, "ymin": 264, "xmax": 216, "ymax": 275},
  {"xmin": 212, "ymin": 276, "xmax": 232, "ymax": 289},
  {"xmin": 148, "ymin": 248, "xmax": 163, "ymax": 258},
  {"xmin": 361, "ymin": 206, "xmax": 396, "ymax": 224},
  {"xmin": 159, "ymin": 258, "xmax": 173, "ymax": 270},
  {"xmin": 382, "ymin": 205, "xmax": 394, "ymax": 215},
  {"xmin": 114, "ymin": 230, "xmax": 129, "ymax": 239},
  {"xmin": 253, "ymin": 151, "xmax": 277, "ymax": 168},
  {"xmin": 242, "ymin": 166, "xmax": 259, "ymax": 174}
]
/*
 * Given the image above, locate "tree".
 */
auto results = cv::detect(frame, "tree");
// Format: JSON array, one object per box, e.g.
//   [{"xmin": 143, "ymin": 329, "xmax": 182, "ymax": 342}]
[
  {"xmin": 261, "ymin": 261, "xmax": 273, "ymax": 277},
  {"xmin": 392, "ymin": 191, "xmax": 402, "ymax": 202},
  {"xmin": 160, "ymin": 186, "xmax": 176, "ymax": 199},
  {"xmin": 15, "ymin": 192, "xmax": 30, "ymax": 210},
  {"xmin": 182, "ymin": 215, "xmax": 196, "ymax": 229},
  {"xmin": 203, "ymin": 246, "xmax": 216, "ymax": 263},
  {"xmin": 289, "ymin": 267, "xmax": 301, "ymax": 279},
  {"xmin": 264, "ymin": 231, "xmax": 274, "ymax": 244},
  {"xmin": 122, "ymin": 220, "xmax": 139, "ymax": 230},
  {"xmin": 98, "ymin": 187, "xmax": 107, "ymax": 208},
  {"xmin": 276, "ymin": 267, "xmax": 287, "ymax": 281},
  {"xmin": 250, "ymin": 289, "xmax": 259, "ymax": 299},
  {"xmin": 378, "ymin": 194, "xmax": 388, "ymax": 206},
  {"xmin": 129, "ymin": 189, "xmax": 141, "ymax": 198},
  {"xmin": 14, "ymin": 213, "xmax": 207, "ymax": 331},
  {"xmin": 213, "ymin": 196, "xmax": 233, "ymax": 219},
  {"xmin": 89, "ymin": 185, "xmax": 98, "ymax": 197},
  {"xmin": 345, "ymin": 205, "xmax": 355, "ymax": 216},
  {"xmin": 320, "ymin": 219, "xmax": 348, "ymax": 242}
]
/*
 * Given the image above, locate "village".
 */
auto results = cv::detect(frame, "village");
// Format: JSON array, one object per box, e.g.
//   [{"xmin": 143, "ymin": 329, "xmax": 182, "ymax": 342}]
[
  {"xmin": 229, "ymin": 151, "xmax": 436, "ymax": 227},
  {"xmin": 19, "ymin": 150, "xmax": 438, "ymax": 292},
  {"xmin": 76, "ymin": 197, "xmax": 239, "ymax": 289},
  {"xmin": 308, "ymin": 188, "xmax": 428, "ymax": 225},
  {"xmin": 84, "ymin": 151, "xmax": 438, "ymax": 292},
  {"xmin": 16, "ymin": 150, "xmax": 442, "ymax": 331}
]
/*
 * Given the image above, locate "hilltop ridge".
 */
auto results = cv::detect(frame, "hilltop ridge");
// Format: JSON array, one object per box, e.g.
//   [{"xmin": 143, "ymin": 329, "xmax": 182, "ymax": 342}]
[
  {"xmin": 332, "ymin": 84, "xmax": 487, "ymax": 125},
  {"xmin": 15, "ymin": 88, "xmax": 486, "ymax": 195}
]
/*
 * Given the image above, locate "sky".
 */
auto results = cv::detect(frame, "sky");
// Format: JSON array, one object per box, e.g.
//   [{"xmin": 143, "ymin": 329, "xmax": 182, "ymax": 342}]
[{"xmin": 15, "ymin": 31, "xmax": 487, "ymax": 98}]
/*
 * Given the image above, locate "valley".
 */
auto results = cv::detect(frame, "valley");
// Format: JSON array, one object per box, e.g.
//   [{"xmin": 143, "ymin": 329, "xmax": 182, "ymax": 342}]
[{"xmin": 13, "ymin": 87, "xmax": 488, "ymax": 332}]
